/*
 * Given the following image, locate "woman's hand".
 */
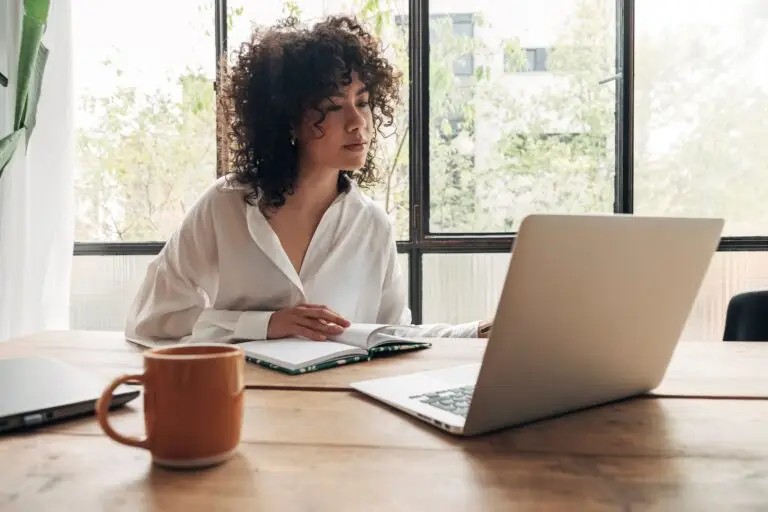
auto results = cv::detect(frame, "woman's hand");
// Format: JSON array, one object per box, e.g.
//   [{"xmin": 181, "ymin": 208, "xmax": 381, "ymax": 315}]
[{"xmin": 267, "ymin": 303, "xmax": 351, "ymax": 341}]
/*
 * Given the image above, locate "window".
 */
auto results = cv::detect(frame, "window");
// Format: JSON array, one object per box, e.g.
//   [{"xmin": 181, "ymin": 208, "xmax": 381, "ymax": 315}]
[
  {"xmin": 429, "ymin": 0, "xmax": 617, "ymax": 233},
  {"xmin": 229, "ymin": 1, "xmax": 410, "ymax": 241},
  {"xmin": 634, "ymin": 0, "xmax": 768, "ymax": 236},
  {"xmin": 505, "ymin": 47, "xmax": 549, "ymax": 73},
  {"xmin": 71, "ymin": 0, "xmax": 768, "ymax": 335},
  {"xmin": 525, "ymin": 48, "xmax": 549, "ymax": 72},
  {"xmin": 72, "ymin": 0, "xmax": 216, "ymax": 242},
  {"xmin": 446, "ymin": 14, "xmax": 475, "ymax": 76},
  {"xmin": 396, "ymin": 13, "xmax": 475, "ymax": 78}
]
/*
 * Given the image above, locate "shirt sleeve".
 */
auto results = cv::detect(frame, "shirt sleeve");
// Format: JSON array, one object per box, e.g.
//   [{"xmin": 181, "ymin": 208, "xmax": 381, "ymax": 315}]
[
  {"xmin": 376, "ymin": 226, "xmax": 480, "ymax": 339},
  {"xmin": 124, "ymin": 187, "xmax": 274, "ymax": 343}
]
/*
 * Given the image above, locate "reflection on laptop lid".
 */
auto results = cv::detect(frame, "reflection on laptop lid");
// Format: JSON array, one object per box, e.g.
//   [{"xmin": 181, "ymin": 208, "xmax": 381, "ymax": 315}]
[
  {"xmin": 0, "ymin": 357, "xmax": 139, "ymax": 434},
  {"xmin": 351, "ymin": 214, "xmax": 725, "ymax": 436}
]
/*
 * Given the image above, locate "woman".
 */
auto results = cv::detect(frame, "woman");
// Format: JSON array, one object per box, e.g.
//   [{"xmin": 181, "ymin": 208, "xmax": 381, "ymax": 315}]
[{"xmin": 125, "ymin": 15, "xmax": 492, "ymax": 343}]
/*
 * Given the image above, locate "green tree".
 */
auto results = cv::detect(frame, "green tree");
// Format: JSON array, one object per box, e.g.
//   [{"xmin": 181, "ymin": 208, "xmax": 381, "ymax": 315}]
[
  {"xmin": 348, "ymin": 0, "xmax": 412, "ymax": 239},
  {"xmin": 348, "ymin": 0, "xmax": 483, "ymax": 234},
  {"xmin": 75, "ymin": 0, "xmax": 768, "ymax": 241},
  {"xmin": 349, "ymin": 0, "xmax": 618, "ymax": 233},
  {"xmin": 459, "ymin": 0, "xmax": 616, "ymax": 231},
  {"xmin": 632, "ymin": 0, "xmax": 768, "ymax": 235},
  {"xmin": 75, "ymin": 68, "xmax": 216, "ymax": 241}
]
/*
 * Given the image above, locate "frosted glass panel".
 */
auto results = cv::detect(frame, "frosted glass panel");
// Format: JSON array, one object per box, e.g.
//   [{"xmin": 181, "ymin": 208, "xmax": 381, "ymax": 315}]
[
  {"xmin": 70, "ymin": 255, "xmax": 155, "ymax": 330},
  {"xmin": 422, "ymin": 253, "xmax": 510, "ymax": 325},
  {"xmin": 421, "ymin": 252, "xmax": 768, "ymax": 342},
  {"xmin": 397, "ymin": 252, "xmax": 409, "ymax": 301},
  {"xmin": 683, "ymin": 252, "xmax": 768, "ymax": 341}
]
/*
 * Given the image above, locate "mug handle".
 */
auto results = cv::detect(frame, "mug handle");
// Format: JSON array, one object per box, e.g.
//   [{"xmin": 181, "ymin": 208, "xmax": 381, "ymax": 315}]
[{"xmin": 96, "ymin": 374, "xmax": 149, "ymax": 450}]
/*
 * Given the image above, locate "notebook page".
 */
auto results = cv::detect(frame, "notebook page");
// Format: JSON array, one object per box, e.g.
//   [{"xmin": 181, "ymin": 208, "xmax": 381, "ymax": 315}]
[
  {"xmin": 331, "ymin": 323, "xmax": 386, "ymax": 349},
  {"xmin": 237, "ymin": 339, "xmax": 363, "ymax": 369},
  {"xmin": 365, "ymin": 325, "xmax": 428, "ymax": 347}
]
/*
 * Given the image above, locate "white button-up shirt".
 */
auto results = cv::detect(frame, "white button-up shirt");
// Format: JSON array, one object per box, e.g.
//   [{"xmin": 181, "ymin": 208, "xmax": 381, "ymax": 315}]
[{"xmin": 125, "ymin": 176, "xmax": 479, "ymax": 343}]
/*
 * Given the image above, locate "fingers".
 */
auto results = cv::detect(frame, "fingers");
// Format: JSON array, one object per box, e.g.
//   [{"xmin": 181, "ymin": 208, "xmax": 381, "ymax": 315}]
[
  {"xmin": 273, "ymin": 304, "xmax": 349, "ymax": 342},
  {"xmin": 298, "ymin": 304, "xmax": 350, "ymax": 327},
  {"xmin": 295, "ymin": 315, "xmax": 344, "ymax": 336}
]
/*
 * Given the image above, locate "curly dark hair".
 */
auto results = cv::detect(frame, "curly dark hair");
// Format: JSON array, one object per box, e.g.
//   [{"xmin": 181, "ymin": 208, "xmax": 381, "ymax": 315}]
[{"xmin": 219, "ymin": 15, "xmax": 402, "ymax": 210}]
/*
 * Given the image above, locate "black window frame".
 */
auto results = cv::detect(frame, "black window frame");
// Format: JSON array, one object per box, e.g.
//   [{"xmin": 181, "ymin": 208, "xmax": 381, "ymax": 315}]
[{"xmin": 73, "ymin": 0, "xmax": 768, "ymax": 325}]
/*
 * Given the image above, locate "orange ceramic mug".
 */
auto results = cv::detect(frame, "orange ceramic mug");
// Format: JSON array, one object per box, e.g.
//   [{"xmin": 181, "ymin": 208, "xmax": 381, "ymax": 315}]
[{"xmin": 96, "ymin": 344, "xmax": 245, "ymax": 469}]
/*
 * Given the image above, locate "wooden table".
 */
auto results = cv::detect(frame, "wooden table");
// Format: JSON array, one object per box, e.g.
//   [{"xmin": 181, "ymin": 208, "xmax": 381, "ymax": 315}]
[
  {"xmin": 2, "ymin": 390, "xmax": 768, "ymax": 510},
  {"xmin": 2, "ymin": 330, "xmax": 768, "ymax": 510},
  {"xmin": 3, "ymin": 330, "xmax": 768, "ymax": 398}
]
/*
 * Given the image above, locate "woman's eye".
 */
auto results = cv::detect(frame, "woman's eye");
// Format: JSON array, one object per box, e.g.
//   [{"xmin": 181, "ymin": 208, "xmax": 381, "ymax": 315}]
[
  {"xmin": 357, "ymin": 101, "xmax": 370, "ymax": 108},
  {"xmin": 325, "ymin": 105, "xmax": 342, "ymax": 112}
]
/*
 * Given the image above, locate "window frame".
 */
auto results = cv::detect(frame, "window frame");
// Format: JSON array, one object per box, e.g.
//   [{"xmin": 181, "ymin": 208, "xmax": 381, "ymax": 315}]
[{"xmin": 73, "ymin": 0, "xmax": 768, "ymax": 325}]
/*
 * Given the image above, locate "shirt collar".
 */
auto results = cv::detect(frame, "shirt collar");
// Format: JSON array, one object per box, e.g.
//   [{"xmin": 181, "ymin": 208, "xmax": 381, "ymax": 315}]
[{"xmin": 242, "ymin": 173, "xmax": 363, "ymax": 295}]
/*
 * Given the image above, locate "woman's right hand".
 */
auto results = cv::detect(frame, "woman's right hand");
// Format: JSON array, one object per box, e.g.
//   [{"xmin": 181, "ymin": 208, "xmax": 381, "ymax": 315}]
[{"xmin": 267, "ymin": 303, "xmax": 351, "ymax": 341}]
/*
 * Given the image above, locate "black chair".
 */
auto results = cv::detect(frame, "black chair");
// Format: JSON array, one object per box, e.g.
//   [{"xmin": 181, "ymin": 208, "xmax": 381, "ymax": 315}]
[{"xmin": 723, "ymin": 290, "xmax": 768, "ymax": 341}]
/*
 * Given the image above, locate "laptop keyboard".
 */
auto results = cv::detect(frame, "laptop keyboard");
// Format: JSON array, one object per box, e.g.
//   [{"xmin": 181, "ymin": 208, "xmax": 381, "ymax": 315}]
[{"xmin": 410, "ymin": 385, "xmax": 475, "ymax": 417}]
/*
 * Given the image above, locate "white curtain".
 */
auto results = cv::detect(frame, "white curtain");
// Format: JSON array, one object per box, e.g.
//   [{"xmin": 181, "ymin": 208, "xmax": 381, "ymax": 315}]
[{"xmin": 0, "ymin": 0, "xmax": 75, "ymax": 341}]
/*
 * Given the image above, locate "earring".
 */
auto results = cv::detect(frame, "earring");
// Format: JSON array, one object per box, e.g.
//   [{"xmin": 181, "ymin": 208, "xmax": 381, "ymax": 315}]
[{"xmin": 290, "ymin": 135, "xmax": 296, "ymax": 146}]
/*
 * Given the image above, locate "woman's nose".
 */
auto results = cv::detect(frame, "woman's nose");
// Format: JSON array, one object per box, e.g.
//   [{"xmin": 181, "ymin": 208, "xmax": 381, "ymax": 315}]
[{"xmin": 346, "ymin": 107, "xmax": 366, "ymax": 131}]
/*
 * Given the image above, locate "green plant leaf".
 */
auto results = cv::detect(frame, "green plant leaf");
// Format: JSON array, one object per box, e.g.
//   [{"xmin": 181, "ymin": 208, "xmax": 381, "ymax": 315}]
[
  {"xmin": 22, "ymin": 42, "xmax": 48, "ymax": 146},
  {"xmin": 0, "ymin": 129, "xmax": 24, "ymax": 180},
  {"xmin": 24, "ymin": 0, "xmax": 51, "ymax": 21},
  {"xmin": 14, "ymin": 0, "xmax": 50, "ymax": 130},
  {"xmin": 1, "ymin": 0, "xmax": 49, "ymax": 183}
]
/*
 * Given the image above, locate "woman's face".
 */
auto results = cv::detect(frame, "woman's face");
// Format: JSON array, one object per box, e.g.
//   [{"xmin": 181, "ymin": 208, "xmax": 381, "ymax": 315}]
[{"xmin": 296, "ymin": 71, "xmax": 373, "ymax": 172}]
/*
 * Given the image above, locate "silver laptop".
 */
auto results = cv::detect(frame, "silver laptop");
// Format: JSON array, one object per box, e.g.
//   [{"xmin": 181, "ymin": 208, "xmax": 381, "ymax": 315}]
[
  {"xmin": 0, "ymin": 357, "xmax": 140, "ymax": 434},
  {"xmin": 351, "ymin": 214, "xmax": 724, "ymax": 436}
]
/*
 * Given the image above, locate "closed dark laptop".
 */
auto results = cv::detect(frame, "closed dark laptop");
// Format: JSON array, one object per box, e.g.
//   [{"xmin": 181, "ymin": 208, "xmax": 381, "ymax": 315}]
[{"xmin": 0, "ymin": 356, "xmax": 139, "ymax": 433}]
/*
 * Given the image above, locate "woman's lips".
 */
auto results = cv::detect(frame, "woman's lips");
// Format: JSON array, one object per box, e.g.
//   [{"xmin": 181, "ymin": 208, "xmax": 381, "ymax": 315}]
[{"xmin": 343, "ymin": 143, "xmax": 366, "ymax": 152}]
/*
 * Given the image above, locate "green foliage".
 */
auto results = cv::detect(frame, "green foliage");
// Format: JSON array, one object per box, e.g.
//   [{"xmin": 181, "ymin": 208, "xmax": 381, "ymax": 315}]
[
  {"xmin": 0, "ymin": 0, "xmax": 50, "ymax": 180},
  {"xmin": 282, "ymin": 0, "xmax": 301, "ymax": 18},
  {"xmin": 630, "ymin": 5, "xmax": 768, "ymax": 235},
  {"xmin": 75, "ymin": 67, "xmax": 216, "ymax": 241},
  {"xmin": 74, "ymin": 0, "xmax": 768, "ymax": 241}
]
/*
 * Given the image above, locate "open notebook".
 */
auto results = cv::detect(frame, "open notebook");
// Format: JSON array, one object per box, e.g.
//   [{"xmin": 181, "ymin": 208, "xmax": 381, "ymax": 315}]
[
  {"xmin": 126, "ymin": 323, "xmax": 431, "ymax": 375},
  {"xmin": 236, "ymin": 323, "xmax": 431, "ymax": 375}
]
